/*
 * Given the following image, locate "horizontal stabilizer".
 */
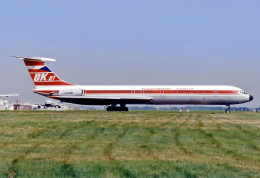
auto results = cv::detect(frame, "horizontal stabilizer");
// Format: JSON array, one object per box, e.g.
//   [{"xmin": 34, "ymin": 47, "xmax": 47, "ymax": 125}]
[{"xmin": 11, "ymin": 56, "xmax": 56, "ymax": 62}]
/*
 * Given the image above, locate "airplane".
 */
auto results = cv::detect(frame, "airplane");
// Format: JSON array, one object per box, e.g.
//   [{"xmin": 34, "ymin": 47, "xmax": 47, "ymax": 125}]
[
  {"xmin": 0, "ymin": 94, "xmax": 20, "ymax": 110},
  {"xmin": 13, "ymin": 56, "xmax": 253, "ymax": 113},
  {"xmin": 37, "ymin": 100, "xmax": 61, "ymax": 109}
]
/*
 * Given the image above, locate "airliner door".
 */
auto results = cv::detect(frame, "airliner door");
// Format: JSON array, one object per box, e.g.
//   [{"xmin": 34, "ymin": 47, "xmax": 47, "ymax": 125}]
[
  {"xmin": 213, "ymin": 90, "xmax": 218, "ymax": 97},
  {"xmin": 160, "ymin": 89, "xmax": 164, "ymax": 96}
]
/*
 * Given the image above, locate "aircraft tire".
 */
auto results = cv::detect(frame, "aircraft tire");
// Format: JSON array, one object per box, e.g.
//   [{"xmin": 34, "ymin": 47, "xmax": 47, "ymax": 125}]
[
  {"xmin": 225, "ymin": 110, "xmax": 230, "ymax": 113},
  {"xmin": 107, "ymin": 106, "xmax": 113, "ymax": 111},
  {"xmin": 107, "ymin": 106, "xmax": 128, "ymax": 112},
  {"xmin": 121, "ymin": 107, "xmax": 128, "ymax": 111}
]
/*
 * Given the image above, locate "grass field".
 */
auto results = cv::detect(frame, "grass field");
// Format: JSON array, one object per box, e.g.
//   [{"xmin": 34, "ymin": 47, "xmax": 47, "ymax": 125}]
[{"xmin": 0, "ymin": 110, "xmax": 259, "ymax": 177}]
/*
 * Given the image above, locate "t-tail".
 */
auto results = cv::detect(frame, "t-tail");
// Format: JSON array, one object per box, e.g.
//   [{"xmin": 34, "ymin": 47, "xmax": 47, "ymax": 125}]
[{"xmin": 13, "ymin": 56, "xmax": 73, "ymax": 90}]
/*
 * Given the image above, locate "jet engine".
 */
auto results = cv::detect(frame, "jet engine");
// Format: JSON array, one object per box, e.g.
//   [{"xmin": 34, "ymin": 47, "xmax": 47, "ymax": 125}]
[{"xmin": 56, "ymin": 89, "xmax": 85, "ymax": 96}]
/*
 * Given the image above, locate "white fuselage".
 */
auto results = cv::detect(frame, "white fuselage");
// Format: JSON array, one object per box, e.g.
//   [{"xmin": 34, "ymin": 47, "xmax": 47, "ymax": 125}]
[{"xmin": 34, "ymin": 85, "xmax": 252, "ymax": 106}]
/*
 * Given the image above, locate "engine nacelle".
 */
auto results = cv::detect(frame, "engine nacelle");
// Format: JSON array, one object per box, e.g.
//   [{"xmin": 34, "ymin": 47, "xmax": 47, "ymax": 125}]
[{"xmin": 57, "ymin": 89, "xmax": 85, "ymax": 96}]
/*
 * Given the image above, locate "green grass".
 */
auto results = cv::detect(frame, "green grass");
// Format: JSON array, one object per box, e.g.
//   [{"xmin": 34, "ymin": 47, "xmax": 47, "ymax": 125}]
[{"xmin": 0, "ymin": 110, "xmax": 259, "ymax": 177}]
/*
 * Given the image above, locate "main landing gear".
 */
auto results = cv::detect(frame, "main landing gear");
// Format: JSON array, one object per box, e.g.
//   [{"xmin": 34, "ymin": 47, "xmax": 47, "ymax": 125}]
[
  {"xmin": 106, "ymin": 104, "xmax": 129, "ymax": 112},
  {"xmin": 225, "ymin": 105, "xmax": 231, "ymax": 113}
]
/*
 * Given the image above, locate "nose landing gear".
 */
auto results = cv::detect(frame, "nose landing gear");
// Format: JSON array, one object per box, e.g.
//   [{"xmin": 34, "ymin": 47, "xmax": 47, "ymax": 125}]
[
  {"xmin": 225, "ymin": 105, "xmax": 231, "ymax": 113},
  {"xmin": 106, "ymin": 104, "xmax": 128, "ymax": 112}
]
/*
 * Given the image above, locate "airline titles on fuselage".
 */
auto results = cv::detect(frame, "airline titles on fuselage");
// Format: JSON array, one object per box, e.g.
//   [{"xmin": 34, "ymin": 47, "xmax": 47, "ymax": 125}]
[{"xmin": 142, "ymin": 88, "xmax": 194, "ymax": 91}]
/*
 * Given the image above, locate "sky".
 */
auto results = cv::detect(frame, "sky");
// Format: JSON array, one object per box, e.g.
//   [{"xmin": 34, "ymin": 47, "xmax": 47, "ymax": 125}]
[{"xmin": 0, "ymin": 0, "xmax": 259, "ymax": 107}]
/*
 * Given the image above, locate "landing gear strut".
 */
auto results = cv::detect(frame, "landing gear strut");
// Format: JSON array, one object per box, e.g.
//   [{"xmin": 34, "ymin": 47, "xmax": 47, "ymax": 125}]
[
  {"xmin": 225, "ymin": 105, "xmax": 231, "ymax": 113},
  {"xmin": 106, "ymin": 104, "xmax": 128, "ymax": 112}
]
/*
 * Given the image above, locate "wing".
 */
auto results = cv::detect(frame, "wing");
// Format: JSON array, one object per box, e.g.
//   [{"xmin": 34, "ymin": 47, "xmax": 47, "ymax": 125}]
[
  {"xmin": 50, "ymin": 95, "xmax": 153, "ymax": 105},
  {"xmin": 0, "ymin": 94, "xmax": 20, "ymax": 97}
]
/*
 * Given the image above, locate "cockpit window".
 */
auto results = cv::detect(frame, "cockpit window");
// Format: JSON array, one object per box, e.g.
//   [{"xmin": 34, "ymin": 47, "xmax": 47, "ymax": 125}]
[{"xmin": 241, "ymin": 91, "xmax": 248, "ymax": 94}]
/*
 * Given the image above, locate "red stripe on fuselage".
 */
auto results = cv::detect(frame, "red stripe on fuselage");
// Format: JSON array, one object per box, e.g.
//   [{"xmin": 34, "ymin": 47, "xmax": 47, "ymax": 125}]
[
  {"xmin": 34, "ymin": 89, "xmax": 239, "ymax": 96},
  {"xmin": 84, "ymin": 90, "xmax": 239, "ymax": 95}
]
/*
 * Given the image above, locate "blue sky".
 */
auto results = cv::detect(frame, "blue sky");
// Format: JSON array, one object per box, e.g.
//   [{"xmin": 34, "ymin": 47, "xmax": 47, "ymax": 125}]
[{"xmin": 0, "ymin": 0, "xmax": 259, "ymax": 107}]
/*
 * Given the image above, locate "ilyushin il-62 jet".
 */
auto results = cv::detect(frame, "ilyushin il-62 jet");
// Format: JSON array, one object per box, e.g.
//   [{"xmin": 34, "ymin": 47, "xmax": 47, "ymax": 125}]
[{"xmin": 13, "ymin": 56, "xmax": 253, "ymax": 112}]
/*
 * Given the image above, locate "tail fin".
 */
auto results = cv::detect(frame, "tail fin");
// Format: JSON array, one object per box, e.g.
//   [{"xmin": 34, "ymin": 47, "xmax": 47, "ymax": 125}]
[{"xmin": 13, "ymin": 56, "xmax": 73, "ymax": 88}]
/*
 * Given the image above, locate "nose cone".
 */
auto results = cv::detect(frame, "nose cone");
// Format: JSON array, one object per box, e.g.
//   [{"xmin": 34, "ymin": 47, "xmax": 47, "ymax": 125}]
[{"xmin": 249, "ymin": 95, "xmax": 253, "ymax": 101}]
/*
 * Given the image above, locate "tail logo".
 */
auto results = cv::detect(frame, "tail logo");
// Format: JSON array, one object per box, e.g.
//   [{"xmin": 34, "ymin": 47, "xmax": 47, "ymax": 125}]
[{"xmin": 34, "ymin": 73, "xmax": 56, "ymax": 82}]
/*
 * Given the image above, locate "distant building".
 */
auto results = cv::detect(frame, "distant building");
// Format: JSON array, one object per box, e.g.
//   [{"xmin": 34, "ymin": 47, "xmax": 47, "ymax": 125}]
[{"xmin": 13, "ymin": 104, "xmax": 36, "ymax": 110}]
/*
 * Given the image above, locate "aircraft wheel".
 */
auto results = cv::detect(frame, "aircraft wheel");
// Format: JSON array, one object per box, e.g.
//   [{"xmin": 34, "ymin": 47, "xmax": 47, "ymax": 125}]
[
  {"xmin": 226, "ymin": 105, "xmax": 231, "ymax": 113},
  {"xmin": 119, "ymin": 107, "xmax": 128, "ymax": 111},
  {"xmin": 225, "ymin": 110, "xmax": 230, "ymax": 113},
  {"xmin": 107, "ymin": 106, "xmax": 113, "ymax": 111},
  {"xmin": 107, "ymin": 106, "xmax": 128, "ymax": 112}
]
